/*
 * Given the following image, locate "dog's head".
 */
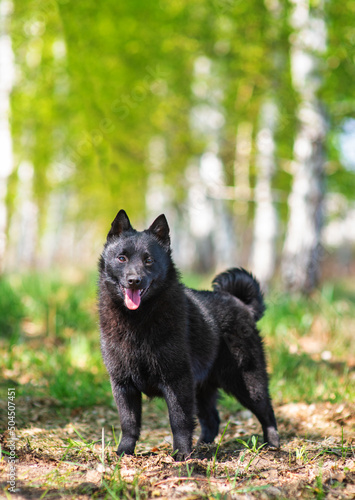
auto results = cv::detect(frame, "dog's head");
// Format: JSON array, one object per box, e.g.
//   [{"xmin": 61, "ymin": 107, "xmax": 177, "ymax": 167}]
[{"xmin": 100, "ymin": 210, "xmax": 172, "ymax": 310}]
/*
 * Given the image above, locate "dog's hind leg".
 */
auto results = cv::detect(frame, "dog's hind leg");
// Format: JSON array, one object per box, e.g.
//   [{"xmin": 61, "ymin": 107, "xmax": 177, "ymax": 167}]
[
  {"xmin": 236, "ymin": 372, "xmax": 279, "ymax": 448},
  {"xmin": 222, "ymin": 369, "xmax": 279, "ymax": 447},
  {"xmin": 196, "ymin": 383, "xmax": 220, "ymax": 444},
  {"xmin": 219, "ymin": 344, "xmax": 280, "ymax": 448}
]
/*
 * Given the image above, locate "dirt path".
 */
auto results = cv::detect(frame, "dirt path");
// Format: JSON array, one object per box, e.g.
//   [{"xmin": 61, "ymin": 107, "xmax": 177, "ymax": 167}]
[{"xmin": 1, "ymin": 398, "xmax": 354, "ymax": 499}]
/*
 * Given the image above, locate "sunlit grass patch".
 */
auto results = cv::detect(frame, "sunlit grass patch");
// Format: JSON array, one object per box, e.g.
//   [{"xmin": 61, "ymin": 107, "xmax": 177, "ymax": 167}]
[
  {"xmin": 0, "ymin": 270, "xmax": 111, "ymax": 409},
  {"xmin": 260, "ymin": 284, "xmax": 355, "ymax": 405}
]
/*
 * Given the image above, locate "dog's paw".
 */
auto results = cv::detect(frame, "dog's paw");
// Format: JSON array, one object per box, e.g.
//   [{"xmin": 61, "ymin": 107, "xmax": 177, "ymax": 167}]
[
  {"xmin": 197, "ymin": 435, "xmax": 215, "ymax": 446},
  {"xmin": 172, "ymin": 449, "xmax": 192, "ymax": 461},
  {"xmin": 115, "ymin": 445, "xmax": 135, "ymax": 457},
  {"xmin": 265, "ymin": 427, "xmax": 280, "ymax": 449}
]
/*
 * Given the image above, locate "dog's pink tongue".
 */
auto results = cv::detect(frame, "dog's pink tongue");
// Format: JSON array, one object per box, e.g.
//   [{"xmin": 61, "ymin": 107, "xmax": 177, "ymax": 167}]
[{"xmin": 124, "ymin": 289, "xmax": 141, "ymax": 310}]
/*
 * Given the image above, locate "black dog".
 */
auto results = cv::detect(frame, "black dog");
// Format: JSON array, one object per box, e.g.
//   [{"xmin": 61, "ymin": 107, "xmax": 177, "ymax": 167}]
[{"xmin": 98, "ymin": 210, "xmax": 279, "ymax": 460}]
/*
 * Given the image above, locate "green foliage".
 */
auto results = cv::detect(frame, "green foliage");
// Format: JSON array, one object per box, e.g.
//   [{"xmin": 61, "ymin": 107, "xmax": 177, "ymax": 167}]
[
  {"xmin": 181, "ymin": 272, "xmax": 213, "ymax": 290},
  {"xmin": 16, "ymin": 272, "xmax": 97, "ymax": 337},
  {"xmin": 235, "ymin": 435, "xmax": 266, "ymax": 454},
  {"xmin": 261, "ymin": 284, "xmax": 355, "ymax": 404},
  {"xmin": 218, "ymin": 391, "xmax": 243, "ymax": 413},
  {"xmin": 0, "ymin": 271, "xmax": 111, "ymax": 406},
  {"xmin": 235, "ymin": 435, "xmax": 267, "ymax": 471},
  {"xmin": 0, "ymin": 277, "xmax": 25, "ymax": 340},
  {"xmin": 101, "ymin": 464, "xmax": 146, "ymax": 500},
  {"xmin": 8, "ymin": 0, "xmax": 355, "ymax": 235}
]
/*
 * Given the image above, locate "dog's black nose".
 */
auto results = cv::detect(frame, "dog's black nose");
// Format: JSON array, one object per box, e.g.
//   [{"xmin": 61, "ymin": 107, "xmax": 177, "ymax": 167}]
[{"xmin": 127, "ymin": 276, "xmax": 142, "ymax": 286}]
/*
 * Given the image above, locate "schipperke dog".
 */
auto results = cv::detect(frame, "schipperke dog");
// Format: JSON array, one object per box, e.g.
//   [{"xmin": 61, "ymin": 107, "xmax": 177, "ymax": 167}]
[{"xmin": 98, "ymin": 210, "xmax": 279, "ymax": 460}]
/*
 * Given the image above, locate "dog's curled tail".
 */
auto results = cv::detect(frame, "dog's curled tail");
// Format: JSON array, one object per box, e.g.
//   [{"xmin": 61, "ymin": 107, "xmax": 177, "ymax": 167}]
[{"xmin": 212, "ymin": 268, "xmax": 265, "ymax": 321}]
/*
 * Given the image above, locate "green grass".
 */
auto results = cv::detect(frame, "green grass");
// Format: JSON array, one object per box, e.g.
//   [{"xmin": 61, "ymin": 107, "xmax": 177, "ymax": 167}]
[
  {"xmin": 0, "ymin": 270, "xmax": 111, "ymax": 408},
  {"xmin": 261, "ymin": 284, "xmax": 355, "ymax": 404},
  {"xmin": 0, "ymin": 271, "xmax": 354, "ymax": 411}
]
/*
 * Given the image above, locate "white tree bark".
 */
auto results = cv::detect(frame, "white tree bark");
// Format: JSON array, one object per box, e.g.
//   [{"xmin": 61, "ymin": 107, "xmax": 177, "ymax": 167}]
[
  {"xmin": 184, "ymin": 55, "xmax": 235, "ymax": 272},
  {"xmin": 281, "ymin": 0, "xmax": 327, "ymax": 293},
  {"xmin": 250, "ymin": 0, "xmax": 281, "ymax": 288},
  {"xmin": 0, "ymin": 0, "xmax": 15, "ymax": 271},
  {"xmin": 250, "ymin": 99, "xmax": 278, "ymax": 287},
  {"xmin": 234, "ymin": 120, "xmax": 252, "ymax": 213}
]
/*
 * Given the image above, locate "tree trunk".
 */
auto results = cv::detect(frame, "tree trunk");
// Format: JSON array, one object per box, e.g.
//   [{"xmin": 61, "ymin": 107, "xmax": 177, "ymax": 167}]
[
  {"xmin": 250, "ymin": 99, "xmax": 278, "ymax": 288},
  {"xmin": 0, "ymin": 0, "xmax": 15, "ymax": 272},
  {"xmin": 281, "ymin": 0, "xmax": 327, "ymax": 293},
  {"xmin": 234, "ymin": 120, "xmax": 252, "ymax": 213},
  {"xmin": 183, "ymin": 56, "xmax": 236, "ymax": 273}
]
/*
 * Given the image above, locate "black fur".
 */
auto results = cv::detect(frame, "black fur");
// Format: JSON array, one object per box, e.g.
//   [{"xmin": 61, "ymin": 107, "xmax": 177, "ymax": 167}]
[{"xmin": 99, "ymin": 210, "xmax": 279, "ymax": 461}]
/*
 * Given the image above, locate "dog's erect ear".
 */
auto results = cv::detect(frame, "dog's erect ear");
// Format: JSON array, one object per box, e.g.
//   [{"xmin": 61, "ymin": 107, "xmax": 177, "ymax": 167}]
[
  {"xmin": 148, "ymin": 214, "xmax": 170, "ymax": 248},
  {"xmin": 107, "ymin": 210, "xmax": 132, "ymax": 239}
]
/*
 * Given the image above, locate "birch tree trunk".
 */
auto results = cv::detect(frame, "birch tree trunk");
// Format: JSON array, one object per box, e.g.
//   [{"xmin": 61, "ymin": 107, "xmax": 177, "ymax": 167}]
[
  {"xmin": 250, "ymin": 99, "xmax": 278, "ymax": 288},
  {"xmin": 234, "ymin": 120, "xmax": 252, "ymax": 211},
  {"xmin": 0, "ymin": 0, "xmax": 15, "ymax": 272},
  {"xmin": 185, "ymin": 55, "xmax": 235, "ymax": 272},
  {"xmin": 281, "ymin": 0, "xmax": 327, "ymax": 293},
  {"xmin": 250, "ymin": 0, "xmax": 281, "ymax": 288}
]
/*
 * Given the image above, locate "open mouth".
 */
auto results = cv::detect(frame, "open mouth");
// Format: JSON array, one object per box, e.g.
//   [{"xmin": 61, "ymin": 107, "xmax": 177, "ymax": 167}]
[{"xmin": 120, "ymin": 285, "xmax": 150, "ymax": 310}]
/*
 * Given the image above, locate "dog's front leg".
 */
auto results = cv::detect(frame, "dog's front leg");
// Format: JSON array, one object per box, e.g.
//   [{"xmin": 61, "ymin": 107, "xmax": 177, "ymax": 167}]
[
  {"xmin": 111, "ymin": 379, "xmax": 142, "ymax": 456},
  {"xmin": 161, "ymin": 377, "xmax": 195, "ymax": 461}
]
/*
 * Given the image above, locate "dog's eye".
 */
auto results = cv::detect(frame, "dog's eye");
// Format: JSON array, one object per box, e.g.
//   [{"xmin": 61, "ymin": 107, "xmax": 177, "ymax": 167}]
[
  {"xmin": 145, "ymin": 257, "xmax": 154, "ymax": 265},
  {"xmin": 117, "ymin": 255, "xmax": 127, "ymax": 263}
]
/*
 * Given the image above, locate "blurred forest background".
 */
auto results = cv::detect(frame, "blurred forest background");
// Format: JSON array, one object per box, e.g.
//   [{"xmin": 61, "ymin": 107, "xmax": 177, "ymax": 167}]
[{"xmin": 0, "ymin": 0, "xmax": 354, "ymax": 292}]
